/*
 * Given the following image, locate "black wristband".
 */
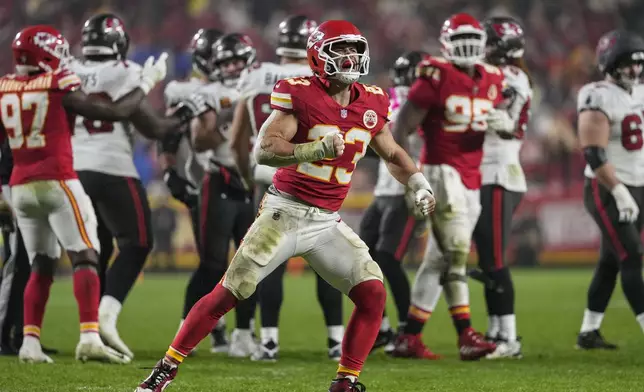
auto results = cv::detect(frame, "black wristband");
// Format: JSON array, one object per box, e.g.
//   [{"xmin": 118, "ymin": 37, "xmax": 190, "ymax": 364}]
[{"xmin": 583, "ymin": 146, "xmax": 608, "ymax": 170}]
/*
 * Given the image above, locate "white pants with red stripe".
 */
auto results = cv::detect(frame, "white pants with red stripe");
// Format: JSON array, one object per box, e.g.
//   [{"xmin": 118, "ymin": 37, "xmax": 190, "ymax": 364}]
[
  {"xmin": 410, "ymin": 165, "xmax": 481, "ymax": 315},
  {"xmin": 11, "ymin": 179, "xmax": 100, "ymax": 262}
]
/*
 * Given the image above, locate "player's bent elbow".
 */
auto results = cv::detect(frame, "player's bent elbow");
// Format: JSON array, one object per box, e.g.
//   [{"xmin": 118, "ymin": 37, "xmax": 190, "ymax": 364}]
[{"xmin": 254, "ymin": 147, "xmax": 272, "ymax": 166}]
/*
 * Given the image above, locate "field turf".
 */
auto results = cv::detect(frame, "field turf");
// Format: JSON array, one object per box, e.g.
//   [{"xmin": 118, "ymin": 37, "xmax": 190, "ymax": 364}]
[{"xmin": 1, "ymin": 269, "xmax": 643, "ymax": 392}]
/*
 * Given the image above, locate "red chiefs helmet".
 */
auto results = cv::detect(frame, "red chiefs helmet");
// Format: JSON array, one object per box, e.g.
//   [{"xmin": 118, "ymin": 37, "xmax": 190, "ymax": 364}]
[
  {"xmin": 12, "ymin": 25, "xmax": 71, "ymax": 75},
  {"xmin": 306, "ymin": 20, "xmax": 369, "ymax": 84},
  {"xmin": 439, "ymin": 13, "xmax": 486, "ymax": 67}
]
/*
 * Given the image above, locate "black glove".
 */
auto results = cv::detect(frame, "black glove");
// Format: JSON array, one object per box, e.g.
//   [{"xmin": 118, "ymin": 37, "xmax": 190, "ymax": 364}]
[{"xmin": 163, "ymin": 168, "xmax": 198, "ymax": 208}]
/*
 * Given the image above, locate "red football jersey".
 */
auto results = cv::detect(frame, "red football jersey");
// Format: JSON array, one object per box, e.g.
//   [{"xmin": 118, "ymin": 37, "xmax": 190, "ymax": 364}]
[
  {"xmin": 408, "ymin": 57, "xmax": 505, "ymax": 189},
  {"xmin": 0, "ymin": 68, "xmax": 80, "ymax": 185},
  {"xmin": 270, "ymin": 76, "xmax": 389, "ymax": 211}
]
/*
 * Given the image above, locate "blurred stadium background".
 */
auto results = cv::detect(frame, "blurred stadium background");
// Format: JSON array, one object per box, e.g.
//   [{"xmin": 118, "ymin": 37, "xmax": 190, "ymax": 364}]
[{"xmin": 2, "ymin": 0, "xmax": 643, "ymax": 270}]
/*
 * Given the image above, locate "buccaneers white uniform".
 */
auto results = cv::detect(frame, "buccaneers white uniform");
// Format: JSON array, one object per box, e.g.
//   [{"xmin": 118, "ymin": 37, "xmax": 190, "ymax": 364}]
[
  {"xmin": 192, "ymin": 82, "xmax": 240, "ymax": 171},
  {"xmin": 580, "ymin": 81, "xmax": 644, "ymax": 182},
  {"xmin": 480, "ymin": 65, "xmax": 531, "ymax": 192},
  {"xmin": 164, "ymin": 78, "xmax": 209, "ymax": 186},
  {"xmin": 71, "ymin": 59, "xmax": 141, "ymax": 177}
]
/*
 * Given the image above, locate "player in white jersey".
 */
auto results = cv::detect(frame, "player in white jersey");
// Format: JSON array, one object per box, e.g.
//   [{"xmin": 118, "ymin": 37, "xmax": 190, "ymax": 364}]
[
  {"xmin": 160, "ymin": 28, "xmax": 232, "ymax": 355},
  {"xmin": 358, "ymin": 51, "xmax": 426, "ymax": 354},
  {"xmin": 182, "ymin": 32, "xmax": 259, "ymax": 358},
  {"xmin": 71, "ymin": 14, "xmax": 207, "ymax": 359},
  {"xmin": 469, "ymin": 17, "xmax": 533, "ymax": 359},
  {"xmin": 229, "ymin": 15, "xmax": 344, "ymax": 362},
  {"xmin": 576, "ymin": 30, "xmax": 644, "ymax": 349}
]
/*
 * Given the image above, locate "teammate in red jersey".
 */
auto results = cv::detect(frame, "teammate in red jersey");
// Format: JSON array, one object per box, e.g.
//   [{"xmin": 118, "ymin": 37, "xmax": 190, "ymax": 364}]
[
  {"xmin": 390, "ymin": 13, "xmax": 518, "ymax": 361},
  {"xmin": 0, "ymin": 25, "xmax": 171, "ymax": 364},
  {"xmin": 136, "ymin": 20, "xmax": 435, "ymax": 392}
]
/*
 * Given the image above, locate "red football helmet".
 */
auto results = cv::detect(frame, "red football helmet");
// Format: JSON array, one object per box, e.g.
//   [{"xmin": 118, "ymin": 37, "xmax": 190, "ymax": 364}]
[
  {"xmin": 439, "ymin": 13, "xmax": 486, "ymax": 67},
  {"xmin": 306, "ymin": 20, "xmax": 369, "ymax": 84},
  {"xmin": 12, "ymin": 25, "xmax": 71, "ymax": 75}
]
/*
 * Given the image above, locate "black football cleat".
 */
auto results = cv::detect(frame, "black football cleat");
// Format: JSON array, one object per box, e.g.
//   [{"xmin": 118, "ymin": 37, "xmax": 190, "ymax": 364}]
[
  {"xmin": 329, "ymin": 377, "xmax": 366, "ymax": 392},
  {"xmin": 576, "ymin": 330, "xmax": 618, "ymax": 350},
  {"xmin": 370, "ymin": 328, "xmax": 395, "ymax": 354},
  {"xmin": 136, "ymin": 359, "xmax": 178, "ymax": 392}
]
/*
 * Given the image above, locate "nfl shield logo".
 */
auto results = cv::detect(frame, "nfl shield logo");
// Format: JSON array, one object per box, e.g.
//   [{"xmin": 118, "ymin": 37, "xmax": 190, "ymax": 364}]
[{"xmin": 340, "ymin": 109, "xmax": 348, "ymax": 118}]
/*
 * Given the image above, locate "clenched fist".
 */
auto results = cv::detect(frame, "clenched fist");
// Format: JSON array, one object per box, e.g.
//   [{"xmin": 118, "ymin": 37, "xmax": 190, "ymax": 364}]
[
  {"xmin": 415, "ymin": 189, "xmax": 436, "ymax": 217},
  {"xmin": 321, "ymin": 131, "xmax": 345, "ymax": 158}
]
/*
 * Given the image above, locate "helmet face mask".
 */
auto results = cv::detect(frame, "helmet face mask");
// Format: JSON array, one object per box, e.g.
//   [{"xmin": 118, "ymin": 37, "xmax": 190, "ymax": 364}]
[
  {"xmin": 320, "ymin": 39, "xmax": 369, "ymax": 84},
  {"xmin": 215, "ymin": 58, "xmax": 248, "ymax": 86},
  {"xmin": 211, "ymin": 33, "xmax": 256, "ymax": 87},
  {"xmin": 612, "ymin": 52, "xmax": 644, "ymax": 89},
  {"xmin": 440, "ymin": 14, "xmax": 486, "ymax": 68},
  {"xmin": 596, "ymin": 30, "xmax": 644, "ymax": 90},
  {"xmin": 306, "ymin": 21, "xmax": 370, "ymax": 85}
]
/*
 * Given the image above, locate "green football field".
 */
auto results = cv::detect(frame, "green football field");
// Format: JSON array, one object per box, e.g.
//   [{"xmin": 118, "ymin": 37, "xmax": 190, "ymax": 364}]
[{"xmin": 1, "ymin": 269, "xmax": 644, "ymax": 392}]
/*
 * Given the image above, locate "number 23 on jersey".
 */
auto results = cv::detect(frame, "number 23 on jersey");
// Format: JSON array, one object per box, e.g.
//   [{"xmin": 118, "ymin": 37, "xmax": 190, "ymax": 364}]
[{"xmin": 296, "ymin": 125, "xmax": 372, "ymax": 184}]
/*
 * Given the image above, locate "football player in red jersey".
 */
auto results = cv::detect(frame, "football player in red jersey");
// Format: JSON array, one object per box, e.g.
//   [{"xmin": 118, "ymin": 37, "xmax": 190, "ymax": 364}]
[
  {"xmin": 390, "ymin": 13, "xmax": 518, "ymax": 361},
  {"xmin": 0, "ymin": 25, "xmax": 196, "ymax": 364},
  {"xmin": 136, "ymin": 20, "xmax": 435, "ymax": 392}
]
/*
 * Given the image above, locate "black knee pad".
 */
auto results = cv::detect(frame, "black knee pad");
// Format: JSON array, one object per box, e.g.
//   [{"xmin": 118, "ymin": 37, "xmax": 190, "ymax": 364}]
[
  {"xmin": 31, "ymin": 254, "xmax": 56, "ymax": 276},
  {"xmin": 486, "ymin": 267, "xmax": 513, "ymax": 294},
  {"xmin": 68, "ymin": 249, "xmax": 99, "ymax": 272}
]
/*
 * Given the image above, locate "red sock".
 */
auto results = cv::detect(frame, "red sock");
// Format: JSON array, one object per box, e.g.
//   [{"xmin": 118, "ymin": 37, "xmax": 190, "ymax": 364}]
[
  {"xmin": 338, "ymin": 280, "xmax": 386, "ymax": 378},
  {"xmin": 166, "ymin": 284, "xmax": 238, "ymax": 363},
  {"xmin": 23, "ymin": 272, "xmax": 54, "ymax": 338},
  {"xmin": 73, "ymin": 268, "xmax": 100, "ymax": 333}
]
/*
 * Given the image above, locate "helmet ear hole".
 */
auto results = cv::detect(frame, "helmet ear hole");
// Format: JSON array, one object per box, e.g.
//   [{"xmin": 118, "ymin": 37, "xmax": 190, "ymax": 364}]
[{"xmin": 311, "ymin": 56, "xmax": 318, "ymax": 67}]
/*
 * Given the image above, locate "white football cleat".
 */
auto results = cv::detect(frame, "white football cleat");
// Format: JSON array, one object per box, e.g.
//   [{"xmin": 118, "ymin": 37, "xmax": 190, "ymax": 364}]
[
  {"xmin": 19, "ymin": 337, "xmax": 53, "ymax": 364},
  {"xmin": 228, "ymin": 329, "xmax": 257, "ymax": 358},
  {"xmin": 75, "ymin": 340, "xmax": 131, "ymax": 364},
  {"xmin": 99, "ymin": 321, "xmax": 134, "ymax": 359},
  {"xmin": 486, "ymin": 340, "xmax": 523, "ymax": 360},
  {"xmin": 99, "ymin": 296, "xmax": 134, "ymax": 359}
]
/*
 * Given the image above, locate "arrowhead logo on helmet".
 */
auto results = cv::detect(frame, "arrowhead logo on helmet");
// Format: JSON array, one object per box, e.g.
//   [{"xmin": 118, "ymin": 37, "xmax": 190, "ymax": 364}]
[
  {"xmin": 307, "ymin": 30, "xmax": 325, "ymax": 49},
  {"xmin": 12, "ymin": 26, "xmax": 71, "ymax": 74}
]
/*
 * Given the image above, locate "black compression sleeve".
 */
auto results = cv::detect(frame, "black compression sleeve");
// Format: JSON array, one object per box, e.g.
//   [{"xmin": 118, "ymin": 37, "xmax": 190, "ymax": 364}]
[{"xmin": 583, "ymin": 146, "xmax": 608, "ymax": 170}]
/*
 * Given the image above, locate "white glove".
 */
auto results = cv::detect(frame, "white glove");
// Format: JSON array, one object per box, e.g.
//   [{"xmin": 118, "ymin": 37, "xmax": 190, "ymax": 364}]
[
  {"xmin": 180, "ymin": 92, "xmax": 210, "ymax": 118},
  {"xmin": 407, "ymin": 172, "xmax": 435, "ymax": 218},
  {"xmin": 486, "ymin": 108, "xmax": 514, "ymax": 133},
  {"xmin": 611, "ymin": 183, "xmax": 639, "ymax": 223},
  {"xmin": 140, "ymin": 52, "xmax": 169, "ymax": 94}
]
